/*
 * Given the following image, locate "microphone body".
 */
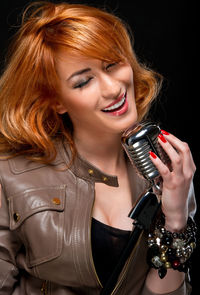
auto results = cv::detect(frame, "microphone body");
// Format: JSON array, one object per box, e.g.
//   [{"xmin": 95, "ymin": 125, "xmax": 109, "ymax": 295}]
[{"xmin": 122, "ymin": 122, "xmax": 171, "ymax": 191}]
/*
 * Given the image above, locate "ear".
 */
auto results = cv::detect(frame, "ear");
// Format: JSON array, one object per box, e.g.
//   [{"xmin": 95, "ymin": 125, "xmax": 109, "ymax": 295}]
[{"xmin": 55, "ymin": 102, "xmax": 68, "ymax": 114}]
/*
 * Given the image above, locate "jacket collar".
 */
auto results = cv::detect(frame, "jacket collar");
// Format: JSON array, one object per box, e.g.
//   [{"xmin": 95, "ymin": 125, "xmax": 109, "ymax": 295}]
[
  {"xmin": 60, "ymin": 139, "xmax": 119, "ymax": 187},
  {"xmin": 60, "ymin": 139, "xmax": 149, "ymax": 206}
]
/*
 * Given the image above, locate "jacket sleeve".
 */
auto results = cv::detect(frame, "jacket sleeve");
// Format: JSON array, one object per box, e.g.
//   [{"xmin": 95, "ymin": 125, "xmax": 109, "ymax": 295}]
[{"xmin": 0, "ymin": 180, "xmax": 21, "ymax": 294}]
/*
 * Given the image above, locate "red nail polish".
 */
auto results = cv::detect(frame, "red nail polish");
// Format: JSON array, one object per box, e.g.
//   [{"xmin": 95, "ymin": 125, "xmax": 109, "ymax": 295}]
[
  {"xmin": 149, "ymin": 151, "xmax": 157, "ymax": 159},
  {"xmin": 161, "ymin": 129, "xmax": 170, "ymax": 135},
  {"xmin": 158, "ymin": 134, "xmax": 167, "ymax": 143}
]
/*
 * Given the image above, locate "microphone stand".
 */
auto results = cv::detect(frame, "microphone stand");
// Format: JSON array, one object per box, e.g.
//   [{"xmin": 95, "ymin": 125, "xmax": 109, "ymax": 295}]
[{"xmin": 100, "ymin": 190, "xmax": 160, "ymax": 295}]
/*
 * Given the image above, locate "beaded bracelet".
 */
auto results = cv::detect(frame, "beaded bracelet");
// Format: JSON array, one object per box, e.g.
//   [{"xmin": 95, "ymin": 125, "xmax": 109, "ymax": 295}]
[{"xmin": 147, "ymin": 215, "xmax": 197, "ymax": 279}]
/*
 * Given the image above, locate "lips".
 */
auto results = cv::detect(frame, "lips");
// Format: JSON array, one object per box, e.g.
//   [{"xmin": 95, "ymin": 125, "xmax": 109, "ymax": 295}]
[{"xmin": 102, "ymin": 92, "xmax": 126, "ymax": 113}]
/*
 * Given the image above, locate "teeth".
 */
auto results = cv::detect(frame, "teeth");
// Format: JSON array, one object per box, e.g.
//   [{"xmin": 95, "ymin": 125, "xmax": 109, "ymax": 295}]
[{"xmin": 103, "ymin": 95, "xmax": 126, "ymax": 112}]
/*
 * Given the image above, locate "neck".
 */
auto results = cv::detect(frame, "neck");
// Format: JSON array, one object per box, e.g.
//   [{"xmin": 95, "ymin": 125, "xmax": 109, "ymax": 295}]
[{"xmin": 74, "ymin": 130, "xmax": 125, "ymax": 175}]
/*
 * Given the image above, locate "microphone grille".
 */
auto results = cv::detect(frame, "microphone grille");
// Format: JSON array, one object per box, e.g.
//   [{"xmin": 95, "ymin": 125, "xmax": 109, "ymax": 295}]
[
  {"xmin": 122, "ymin": 122, "xmax": 170, "ymax": 183},
  {"xmin": 125, "ymin": 137, "xmax": 160, "ymax": 182}
]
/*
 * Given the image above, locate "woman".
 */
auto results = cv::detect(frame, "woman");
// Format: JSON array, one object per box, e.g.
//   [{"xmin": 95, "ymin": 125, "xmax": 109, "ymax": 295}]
[{"xmin": 0, "ymin": 1, "xmax": 196, "ymax": 294}]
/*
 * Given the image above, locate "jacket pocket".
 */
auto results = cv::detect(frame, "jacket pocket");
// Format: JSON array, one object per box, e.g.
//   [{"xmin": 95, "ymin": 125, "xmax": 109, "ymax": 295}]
[{"xmin": 8, "ymin": 185, "xmax": 66, "ymax": 267}]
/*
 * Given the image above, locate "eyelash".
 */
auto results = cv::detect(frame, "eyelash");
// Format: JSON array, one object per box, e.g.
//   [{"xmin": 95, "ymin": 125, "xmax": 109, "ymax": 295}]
[
  {"xmin": 73, "ymin": 63, "xmax": 117, "ymax": 89},
  {"xmin": 106, "ymin": 62, "xmax": 117, "ymax": 70},
  {"xmin": 74, "ymin": 77, "xmax": 93, "ymax": 89}
]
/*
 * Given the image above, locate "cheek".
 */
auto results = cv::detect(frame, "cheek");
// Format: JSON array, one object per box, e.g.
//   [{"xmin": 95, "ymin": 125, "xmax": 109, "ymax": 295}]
[
  {"xmin": 125, "ymin": 68, "xmax": 135, "ymax": 101},
  {"xmin": 59, "ymin": 84, "xmax": 79, "ymax": 110},
  {"xmin": 127, "ymin": 67, "xmax": 134, "ymax": 87},
  {"xmin": 120, "ymin": 65, "xmax": 134, "ymax": 90},
  {"xmin": 60, "ymin": 80, "xmax": 99, "ymax": 112},
  {"xmin": 59, "ymin": 90, "xmax": 94, "ymax": 115}
]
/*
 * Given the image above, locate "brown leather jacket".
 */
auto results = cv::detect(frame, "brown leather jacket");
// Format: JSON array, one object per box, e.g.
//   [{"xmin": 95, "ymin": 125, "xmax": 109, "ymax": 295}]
[{"xmin": 0, "ymin": 139, "xmax": 196, "ymax": 295}]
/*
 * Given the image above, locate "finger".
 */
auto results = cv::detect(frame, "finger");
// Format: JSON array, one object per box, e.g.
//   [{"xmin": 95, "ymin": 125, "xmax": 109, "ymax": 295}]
[
  {"xmin": 161, "ymin": 131, "xmax": 196, "ymax": 174},
  {"xmin": 161, "ymin": 131, "xmax": 192, "ymax": 158},
  {"xmin": 157, "ymin": 134, "xmax": 182, "ymax": 174},
  {"xmin": 149, "ymin": 151, "xmax": 171, "ymax": 182},
  {"xmin": 161, "ymin": 131, "xmax": 187, "ymax": 154}
]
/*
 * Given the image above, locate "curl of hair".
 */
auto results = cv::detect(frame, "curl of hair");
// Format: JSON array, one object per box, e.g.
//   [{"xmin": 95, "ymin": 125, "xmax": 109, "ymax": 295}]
[{"xmin": 0, "ymin": 1, "xmax": 162, "ymax": 164}]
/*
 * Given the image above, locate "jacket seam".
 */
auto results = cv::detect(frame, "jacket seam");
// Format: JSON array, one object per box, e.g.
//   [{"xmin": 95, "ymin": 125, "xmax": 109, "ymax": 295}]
[
  {"xmin": 0, "ymin": 262, "xmax": 18, "ymax": 289},
  {"xmin": 71, "ymin": 177, "xmax": 85, "ymax": 286},
  {"xmin": 8, "ymin": 157, "xmax": 64, "ymax": 175},
  {"xmin": 8, "ymin": 184, "xmax": 66, "ymax": 199},
  {"xmin": 0, "ymin": 174, "xmax": 6, "ymax": 196}
]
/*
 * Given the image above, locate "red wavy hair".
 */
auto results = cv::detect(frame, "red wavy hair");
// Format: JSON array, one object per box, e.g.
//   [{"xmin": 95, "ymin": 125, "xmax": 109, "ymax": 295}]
[{"xmin": 0, "ymin": 1, "xmax": 162, "ymax": 163}]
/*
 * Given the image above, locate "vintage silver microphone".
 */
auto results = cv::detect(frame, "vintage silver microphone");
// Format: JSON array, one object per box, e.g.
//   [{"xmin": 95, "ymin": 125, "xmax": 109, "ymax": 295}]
[
  {"xmin": 100, "ymin": 122, "xmax": 169, "ymax": 295},
  {"xmin": 121, "ymin": 122, "xmax": 171, "ymax": 193}
]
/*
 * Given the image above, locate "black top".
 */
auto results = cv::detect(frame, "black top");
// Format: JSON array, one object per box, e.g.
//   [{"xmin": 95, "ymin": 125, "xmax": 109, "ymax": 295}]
[{"xmin": 91, "ymin": 218, "xmax": 131, "ymax": 286}]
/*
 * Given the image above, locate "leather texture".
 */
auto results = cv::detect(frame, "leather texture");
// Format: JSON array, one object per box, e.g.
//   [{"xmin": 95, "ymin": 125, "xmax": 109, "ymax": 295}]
[{"xmin": 0, "ymin": 139, "xmax": 196, "ymax": 294}]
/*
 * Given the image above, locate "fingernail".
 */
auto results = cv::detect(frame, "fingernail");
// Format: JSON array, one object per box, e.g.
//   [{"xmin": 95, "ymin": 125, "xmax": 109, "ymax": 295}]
[
  {"xmin": 149, "ymin": 151, "xmax": 157, "ymax": 159},
  {"xmin": 161, "ymin": 129, "xmax": 170, "ymax": 135},
  {"xmin": 158, "ymin": 134, "xmax": 167, "ymax": 143}
]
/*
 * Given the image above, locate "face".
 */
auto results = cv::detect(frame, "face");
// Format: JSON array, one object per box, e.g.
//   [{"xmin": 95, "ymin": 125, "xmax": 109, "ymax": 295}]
[{"xmin": 56, "ymin": 54, "xmax": 138, "ymax": 138}]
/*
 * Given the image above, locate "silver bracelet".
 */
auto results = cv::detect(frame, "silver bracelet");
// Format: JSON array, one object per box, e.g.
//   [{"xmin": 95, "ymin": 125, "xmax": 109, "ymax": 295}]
[{"xmin": 147, "ymin": 215, "xmax": 197, "ymax": 279}]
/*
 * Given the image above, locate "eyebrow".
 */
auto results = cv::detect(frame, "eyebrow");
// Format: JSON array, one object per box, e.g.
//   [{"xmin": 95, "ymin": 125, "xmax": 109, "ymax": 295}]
[{"xmin": 67, "ymin": 68, "xmax": 91, "ymax": 81}]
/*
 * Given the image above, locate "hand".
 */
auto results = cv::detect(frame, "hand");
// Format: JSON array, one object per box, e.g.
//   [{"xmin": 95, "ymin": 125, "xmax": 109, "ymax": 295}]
[{"xmin": 149, "ymin": 130, "xmax": 196, "ymax": 231}]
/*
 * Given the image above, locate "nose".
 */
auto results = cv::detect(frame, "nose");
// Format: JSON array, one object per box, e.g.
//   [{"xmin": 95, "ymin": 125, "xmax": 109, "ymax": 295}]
[{"xmin": 100, "ymin": 72, "xmax": 121, "ymax": 100}]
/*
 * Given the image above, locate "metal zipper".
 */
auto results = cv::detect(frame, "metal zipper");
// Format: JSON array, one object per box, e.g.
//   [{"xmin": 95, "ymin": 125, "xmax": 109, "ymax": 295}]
[
  {"xmin": 111, "ymin": 231, "xmax": 144, "ymax": 295},
  {"xmin": 89, "ymin": 190, "xmax": 103, "ymax": 288},
  {"xmin": 89, "ymin": 246, "xmax": 103, "ymax": 288},
  {"xmin": 41, "ymin": 280, "xmax": 48, "ymax": 295}
]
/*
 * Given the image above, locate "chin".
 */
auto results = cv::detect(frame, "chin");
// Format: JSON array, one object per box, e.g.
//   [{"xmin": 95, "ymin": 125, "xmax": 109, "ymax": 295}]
[
  {"xmin": 121, "ymin": 115, "xmax": 138, "ymax": 132},
  {"xmin": 113, "ymin": 119, "xmax": 138, "ymax": 135}
]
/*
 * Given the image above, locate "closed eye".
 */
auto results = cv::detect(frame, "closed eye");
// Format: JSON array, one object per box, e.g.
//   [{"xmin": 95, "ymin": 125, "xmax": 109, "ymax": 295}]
[
  {"xmin": 73, "ymin": 77, "xmax": 93, "ymax": 89},
  {"xmin": 106, "ymin": 62, "xmax": 118, "ymax": 70}
]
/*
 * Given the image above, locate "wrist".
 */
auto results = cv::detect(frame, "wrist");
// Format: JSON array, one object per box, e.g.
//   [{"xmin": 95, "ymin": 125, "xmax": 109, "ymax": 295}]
[
  {"xmin": 162, "ymin": 209, "xmax": 188, "ymax": 232},
  {"xmin": 164, "ymin": 215, "xmax": 188, "ymax": 232}
]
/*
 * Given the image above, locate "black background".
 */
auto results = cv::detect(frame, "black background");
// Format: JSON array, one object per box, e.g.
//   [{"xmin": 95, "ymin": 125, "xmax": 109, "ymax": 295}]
[{"xmin": 0, "ymin": 0, "xmax": 198, "ymax": 293}]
